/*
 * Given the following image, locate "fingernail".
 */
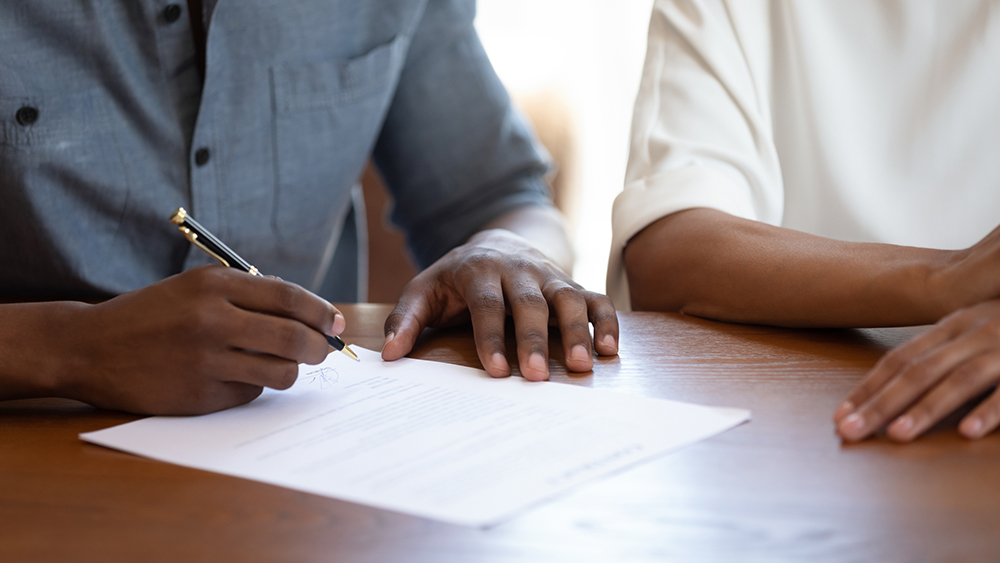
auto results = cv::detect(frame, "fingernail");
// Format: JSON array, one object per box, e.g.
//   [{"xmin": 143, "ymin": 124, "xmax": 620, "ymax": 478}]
[
  {"xmin": 839, "ymin": 413, "xmax": 865, "ymax": 438},
  {"xmin": 833, "ymin": 401, "xmax": 855, "ymax": 422},
  {"xmin": 381, "ymin": 331, "xmax": 394, "ymax": 352},
  {"xmin": 962, "ymin": 417, "xmax": 983, "ymax": 437},
  {"xmin": 329, "ymin": 314, "xmax": 346, "ymax": 336},
  {"xmin": 489, "ymin": 352, "xmax": 510, "ymax": 376},
  {"xmin": 600, "ymin": 334, "xmax": 618, "ymax": 354},
  {"xmin": 527, "ymin": 353, "xmax": 548, "ymax": 379},
  {"xmin": 889, "ymin": 415, "xmax": 914, "ymax": 437},
  {"xmin": 569, "ymin": 344, "xmax": 590, "ymax": 364}
]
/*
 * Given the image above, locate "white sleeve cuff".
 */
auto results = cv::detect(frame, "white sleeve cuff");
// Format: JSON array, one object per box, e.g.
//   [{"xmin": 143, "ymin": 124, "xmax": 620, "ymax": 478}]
[{"xmin": 606, "ymin": 164, "xmax": 759, "ymax": 311}]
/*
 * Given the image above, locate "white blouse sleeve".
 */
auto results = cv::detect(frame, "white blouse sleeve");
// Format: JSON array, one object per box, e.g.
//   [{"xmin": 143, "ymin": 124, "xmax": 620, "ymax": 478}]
[{"xmin": 607, "ymin": 0, "xmax": 783, "ymax": 310}]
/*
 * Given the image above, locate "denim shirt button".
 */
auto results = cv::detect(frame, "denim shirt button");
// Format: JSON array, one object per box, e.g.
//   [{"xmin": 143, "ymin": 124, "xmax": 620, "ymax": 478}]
[
  {"xmin": 194, "ymin": 147, "xmax": 211, "ymax": 166},
  {"xmin": 15, "ymin": 106, "xmax": 39, "ymax": 126},
  {"xmin": 163, "ymin": 4, "xmax": 183, "ymax": 24}
]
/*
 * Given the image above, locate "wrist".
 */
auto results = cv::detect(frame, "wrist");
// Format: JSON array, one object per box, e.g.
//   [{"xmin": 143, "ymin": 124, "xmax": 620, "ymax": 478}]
[
  {"xmin": 0, "ymin": 301, "xmax": 94, "ymax": 400},
  {"xmin": 45, "ymin": 301, "xmax": 97, "ymax": 401},
  {"xmin": 925, "ymin": 248, "xmax": 977, "ymax": 319},
  {"xmin": 475, "ymin": 206, "xmax": 575, "ymax": 274}
]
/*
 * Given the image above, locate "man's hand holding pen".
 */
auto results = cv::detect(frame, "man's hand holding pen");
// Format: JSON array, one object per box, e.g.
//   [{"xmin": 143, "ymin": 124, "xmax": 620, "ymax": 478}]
[{"xmin": 52, "ymin": 267, "xmax": 344, "ymax": 415}]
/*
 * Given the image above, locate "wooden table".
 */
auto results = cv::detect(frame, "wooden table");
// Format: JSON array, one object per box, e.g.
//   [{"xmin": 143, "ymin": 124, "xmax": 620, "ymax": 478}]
[{"xmin": 3, "ymin": 305, "xmax": 999, "ymax": 562}]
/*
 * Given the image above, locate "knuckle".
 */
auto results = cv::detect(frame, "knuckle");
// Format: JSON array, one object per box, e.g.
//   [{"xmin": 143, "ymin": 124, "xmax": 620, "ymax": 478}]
[
  {"xmin": 276, "ymin": 323, "xmax": 309, "ymax": 356},
  {"xmin": 564, "ymin": 320, "xmax": 591, "ymax": 335},
  {"xmin": 273, "ymin": 363, "xmax": 299, "ymax": 390},
  {"xmin": 898, "ymin": 361, "xmax": 930, "ymax": 385},
  {"xmin": 956, "ymin": 355, "xmax": 996, "ymax": 384},
  {"xmin": 459, "ymin": 251, "xmax": 500, "ymax": 274},
  {"xmin": 273, "ymin": 283, "xmax": 304, "ymax": 316},
  {"xmin": 847, "ymin": 385, "xmax": 872, "ymax": 404},
  {"xmin": 853, "ymin": 378, "xmax": 884, "ymax": 403},
  {"xmin": 549, "ymin": 284, "xmax": 583, "ymax": 304},
  {"xmin": 510, "ymin": 290, "xmax": 547, "ymax": 311},
  {"xmin": 478, "ymin": 333, "xmax": 506, "ymax": 352},
  {"xmin": 383, "ymin": 310, "xmax": 404, "ymax": 333},
  {"xmin": 519, "ymin": 328, "xmax": 548, "ymax": 344},
  {"xmin": 508, "ymin": 256, "xmax": 538, "ymax": 274},
  {"xmin": 950, "ymin": 364, "xmax": 981, "ymax": 387},
  {"xmin": 205, "ymin": 264, "xmax": 235, "ymax": 287},
  {"xmin": 472, "ymin": 289, "xmax": 506, "ymax": 314},
  {"xmin": 187, "ymin": 346, "xmax": 215, "ymax": 370},
  {"xmin": 186, "ymin": 267, "xmax": 220, "ymax": 294},
  {"xmin": 307, "ymin": 339, "xmax": 330, "ymax": 364},
  {"xmin": 187, "ymin": 306, "xmax": 222, "ymax": 339},
  {"xmin": 587, "ymin": 293, "xmax": 618, "ymax": 314},
  {"xmin": 591, "ymin": 306, "xmax": 619, "ymax": 326},
  {"xmin": 878, "ymin": 348, "xmax": 909, "ymax": 373}
]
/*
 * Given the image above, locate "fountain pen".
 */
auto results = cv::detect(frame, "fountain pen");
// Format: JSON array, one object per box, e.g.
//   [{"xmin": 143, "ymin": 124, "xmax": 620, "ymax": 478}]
[{"xmin": 170, "ymin": 207, "xmax": 360, "ymax": 362}]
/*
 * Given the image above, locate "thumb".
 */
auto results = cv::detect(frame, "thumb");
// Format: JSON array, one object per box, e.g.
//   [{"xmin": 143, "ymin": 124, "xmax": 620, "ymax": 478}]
[{"xmin": 382, "ymin": 280, "xmax": 438, "ymax": 361}]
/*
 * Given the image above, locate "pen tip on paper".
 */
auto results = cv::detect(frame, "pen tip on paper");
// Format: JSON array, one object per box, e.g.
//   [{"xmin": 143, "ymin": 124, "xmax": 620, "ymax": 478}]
[{"xmin": 342, "ymin": 346, "xmax": 361, "ymax": 362}]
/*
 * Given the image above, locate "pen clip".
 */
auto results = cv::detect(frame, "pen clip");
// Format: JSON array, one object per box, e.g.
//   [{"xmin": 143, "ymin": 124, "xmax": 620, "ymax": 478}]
[{"xmin": 179, "ymin": 227, "xmax": 231, "ymax": 268}]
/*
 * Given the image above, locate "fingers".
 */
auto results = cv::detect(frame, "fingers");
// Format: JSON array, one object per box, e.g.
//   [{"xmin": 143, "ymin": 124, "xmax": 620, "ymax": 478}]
[
  {"xmin": 834, "ymin": 316, "xmax": 962, "ymax": 424},
  {"xmin": 837, "ymin": 302, "xmax": 1000, "ymax": 442},
  {"xmin": 215, "ymin": 349, "xmax": 302, "ymax": 390},
  {"xmin": 162, "ymin": 382, "xmax": 264, "ymax": 416},
  {"xmin": 587, "ymin": 292, "xmax": 620, "ymax": 357},
  {"xmin": 545, "ymin": 280, "xmax": 592, "ymax": 373},
  {"xmin": 225, "ymin": 306, "xmax": 331, "ymax": 365},
  {"xmin": 466, "ymin": 280, "xmax": 512, "ymax": 378},
  {"xmin": 506, "ymin": 276, "xmax": 552, "ymax": 381},
  {"xmin": 382, "ymin": 269, "xmax": 515, "ymax": 379},
  {"xmin": 194, "ymin": 267, "xmax": 342, "ymax": 336},
  {"xmin": 890, "ymin": 352, "xmax": 1000, "ymax": 441},
  {"xmin": 961, "ymin": 384, "xmax": 1000, "ymax": 439},
  {"xmin": 378, "ymin": 230, "xmax": 620, "ymax": 380},
  {"xmin": 837, "ymin": 331, "xmax": 987, "ymax": 441}
]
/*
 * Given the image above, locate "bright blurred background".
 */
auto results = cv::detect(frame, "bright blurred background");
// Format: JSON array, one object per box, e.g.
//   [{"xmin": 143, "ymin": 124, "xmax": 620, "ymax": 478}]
[{"xmin": 475, "ymin": 0, "xmax": 655, "ymax": 293}]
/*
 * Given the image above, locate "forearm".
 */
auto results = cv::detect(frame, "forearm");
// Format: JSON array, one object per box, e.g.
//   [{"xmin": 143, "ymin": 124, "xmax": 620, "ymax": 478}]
[
  {"xmin": 624, "ymin": 208, "xmax": 964, "ymax": 327},
  {"xmin": 479, "ymin": 205, "xmax": 575, "ymax": 274}
]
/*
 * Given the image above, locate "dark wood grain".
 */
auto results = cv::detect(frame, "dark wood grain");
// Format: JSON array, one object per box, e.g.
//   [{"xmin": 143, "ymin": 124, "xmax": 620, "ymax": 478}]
[{"xmin": 2, "ymin": 305, "xmax": 998, "ymax": 562}]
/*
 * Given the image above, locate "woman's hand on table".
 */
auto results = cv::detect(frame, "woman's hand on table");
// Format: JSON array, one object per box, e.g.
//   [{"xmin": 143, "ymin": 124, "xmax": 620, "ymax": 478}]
[{"xmin": 835, "ymin": 299, "xmax": 1000, "ymax": 442}]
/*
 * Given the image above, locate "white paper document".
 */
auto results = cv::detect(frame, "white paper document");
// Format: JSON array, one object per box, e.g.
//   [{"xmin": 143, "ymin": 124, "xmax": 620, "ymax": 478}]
[{"xmin": 80, "ymin": 347, "xmax": 749, "ymax": 527}]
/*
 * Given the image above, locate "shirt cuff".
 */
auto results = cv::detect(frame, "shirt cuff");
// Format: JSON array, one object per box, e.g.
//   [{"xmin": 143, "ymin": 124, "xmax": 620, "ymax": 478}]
[{"xmin": 606, "ymin": 164, "xmax": 758, "ymax": 311}]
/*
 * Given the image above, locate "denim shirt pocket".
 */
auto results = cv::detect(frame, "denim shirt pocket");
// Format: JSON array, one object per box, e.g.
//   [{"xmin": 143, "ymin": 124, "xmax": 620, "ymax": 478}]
[
  {"xmin": 0, "ymin": 89, "xmax": 131, "ymax": 265},
  {"xmin": 269, "ymin": 34, "xmax": 408, "ymax": 246}
]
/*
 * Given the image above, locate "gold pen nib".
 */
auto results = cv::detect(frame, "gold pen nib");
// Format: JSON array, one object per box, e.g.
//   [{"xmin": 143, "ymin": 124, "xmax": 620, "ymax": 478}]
[{"xmin": 341, "ymin": 345, "xmax": 361, "ymax": 362}]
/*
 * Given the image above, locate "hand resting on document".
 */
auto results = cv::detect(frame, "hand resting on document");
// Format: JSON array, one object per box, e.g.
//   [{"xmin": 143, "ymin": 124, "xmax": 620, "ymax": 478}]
[{"xmin": 381, "ymin": 228, "xmax": 619, "ymax": 382}]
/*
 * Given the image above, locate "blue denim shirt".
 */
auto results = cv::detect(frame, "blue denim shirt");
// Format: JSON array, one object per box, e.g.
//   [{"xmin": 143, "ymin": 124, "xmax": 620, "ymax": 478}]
[{"xmin": 0, "ymin": 0, "xmax": 551, "ymax": 301}]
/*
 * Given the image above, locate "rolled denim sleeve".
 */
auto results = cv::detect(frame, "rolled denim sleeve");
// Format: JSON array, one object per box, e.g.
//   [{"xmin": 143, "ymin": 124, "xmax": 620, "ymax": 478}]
[{"xmin": 372, "ymin": 0, "xmax": 553, "ymax": 269}]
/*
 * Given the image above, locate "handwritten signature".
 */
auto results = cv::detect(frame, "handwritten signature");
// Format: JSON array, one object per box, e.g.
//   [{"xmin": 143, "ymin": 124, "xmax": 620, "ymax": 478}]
[{"xmin": 298, "ymin": 367, "xmax": 340, "ymax": 390}]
